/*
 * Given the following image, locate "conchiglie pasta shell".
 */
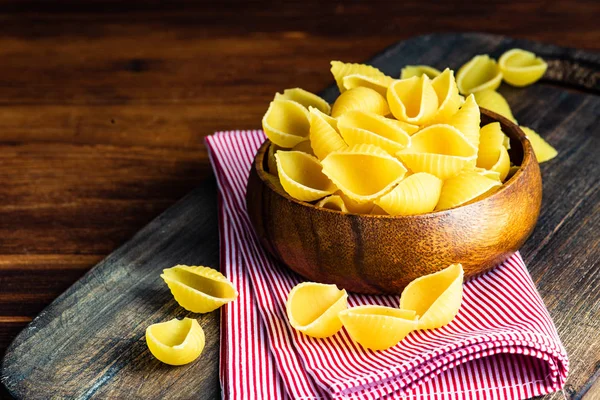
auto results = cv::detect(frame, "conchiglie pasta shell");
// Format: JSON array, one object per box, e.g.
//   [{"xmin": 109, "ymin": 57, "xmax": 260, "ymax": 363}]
[
  {"xmin": 335, "ymin": 190, "xmax": 375, "ymax": 214},
  {"xmin": 286, "ymin": 282, "xmax": 348, "ymax": 338},
  {"xmin": 490, "ymin": 145, "xmax": 511, "ymax": 182},
  {"xmin": 499, "ymin": 49, "xmax": 547, "ymax": 87},
  {"xmin": 339, "ymin": 306, "xmax": 417, "ymax": 350},
  {"xmin": 399, "ymin": 264, "xmax": 464, "ymax": 330},
  {"xmin": 146, "ymin": 318, "xmax": 205, "ymax": 366},
  {"xmin": 309, "ymin": 107, "xmax": 347, "ymax": 160},
  {"xmin": 435, "ymin": 171, "xmax": 502, "ymax": 211},
  {"xmin": 473, "ymin": 90, "xmax": 517, "ymax": 123},
  {"xmin": 276, "ymin": 151, "xmax": 337, "ymax": 202},
  {"xmin": 331, "ymin": 61, "xmax": 389, "ymax": 93},
  {"xmin": 430, "ymin": 68, "xmax": 462, "ymax": 123},
  {"xmin": 397, "ymin": 153, "xmax": 475, "ymax": 181},
  {"xmin": 275, "ymin": 88, "xmax": 331, "ymax": 115},
  {"xmin": 337, "ymin": 111, "xmax": 411, "ymax": 155},
  {"xmin": 520, "ymin": 126, "xmax": 558, "ymax": 163},
  {"xmin": 321, "ymin": 144, "xmax": 407, "ymax": 203},
  {"xmin": 400, "ymin": 65, "xmax": 442, "ymax": 80},
  {"xmin": 375, "ymin": 172, "xmax": 443, "ymax": 216},
  {"xmin": 477, "ymin": 122, "xmax": 506, "ymax": 169},
  {"xmin": 316, "ymin": 195, "xmax": 349, "ymax": 212},
  {"xmin": 456, "ymin": 55, "xmax": 503, "ymax": 94},
  {"xmin": 387, "ymin": 75, "xmax": 439, "ymax": 124},
  {"xmin": 331, "ymin": 87, "xmax": 390, "ymax": 118},
  {"xmin": 262, "ymin": 99, "xmax": 310, "ymax": 148},
  {"xmin": 161, "ymin": 265, "xmax": 238, "ymax": 313},
  {"xmin": 474, "ymin": 167, "xmax": 501, "ymax": 181},
  {"xmin": 448, "ymin": 94, "xmax": 481, "ymax": 148},
  {"xmin": 342, "ymin": 74, "xmax": 395, "ymax": 97},
  {"xmin": 389, "ymin": 119, "xmax": 420, "ymax": 136},
  {"xmin": 292, "ymin": 140, "xmax": 316, "ymax": 156}
]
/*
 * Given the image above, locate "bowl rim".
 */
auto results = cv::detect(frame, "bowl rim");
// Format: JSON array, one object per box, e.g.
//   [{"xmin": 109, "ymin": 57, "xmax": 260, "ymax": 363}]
[{"xmin": 252, "ymin": 108, "xmax": 538, "ymax": 219}]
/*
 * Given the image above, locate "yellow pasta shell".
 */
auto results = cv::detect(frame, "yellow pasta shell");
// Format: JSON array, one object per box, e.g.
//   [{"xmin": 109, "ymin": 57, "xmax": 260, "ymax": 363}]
[
  {"xmin": 286, "ymin": 282, "xmax": 348, "ymax": 338},
  {"xmin": 309, "ymin": 107, "xmax": 347, "ymax": 160},
  {"xmin": 262, "ymin": 99, "xmax": 310, "ymax": 148},
  {"xmin": 387, "ymin": 75, "xmax": 439, "ymax": 124},
  {"xmin": 291, "ymin": 139, "xmax": 316, "ymax": 156},
  {"xmin": 435, "ymin": 171, "xmax": 502, "ymax": 211},
  {"xmin": 276, "ymin": 151, "xmax": 337, "ymax": 202},
  {"xmin": 474, "ymin": 167, "xmax": 501, "ymax": 181},
  {"xmin": 331, "ymin": 86, "xmax": 390, "ymax": 118},
  {"xmin": 322, "ymin": 144, "xmax": 407, "ymax": 203},
  {"xmin": 402, "ymin": 124, "xmax": 478, "ymax": 157},
  {"xmin": 490, "ymin": 145, "xmax": 511, "ymax": 182},
  {"xmin": 389, "ymin": 119, "xmax": 420, "ymax": 136},
  {"xmin": 342, "ymin": 73, "xmax": 395, "ymax": 97},
  {"xmin": 448, "ymin": 94, "xmax": 481, "ymax": 148},
  {"xmin": 520, "ymin": 126, "xmax": 558, "ymax": 163},
  {"xmin": 337, "ymin": 111, "xmax": 411, "ymax": 155},
  {"xmin": 274, "ymin": 88, "xmax": 331, "ymax": 115},
  {"xmin": 330, "ymin": 61, "xmax": 389, "ymax": 93},
  {"xmin": 400, "ymin": 65, "xmax": 442, "ymax": 80},
  {"xmin": 396, "ymin": 153, "xmax": 475, "ymax": 181},
  {"xmin": 335, "ymin": 190, "xmax": 375, "ymax": 214},
  {"xmin": 456, "ymin": 55, "xmax": 503, "ymax": 94},
  {"xmin": 499, "ymin": 49, "xmax": 547, "ymax": 87},
  {"xmin": 473, "ymin": 90, "xmax": 517, "ymax": 123},
  {"xmin": 339, "ymin": 306, "xmax": 418, "ymax": 350},
  {"xmin": 477, "ymin": 122, "xmax": 506, "ymax": 169},
  {"xmin": 316, "ymin": 195, "xmax": 349, "ymax": 212},
  {"xmin": 430, "ymin": 68, "xmax": 462, "ymax": 123},
  {"xmin": 375, "ymin": 172, "xmax": 443, "ymax": 216},
  {"xmin": 161, "ymin": 265, "xmax": 238, "ymax": 313},
  {"xmin": 399, "ymin": 264, "xmax": 464, "ymax": 330},
  {"xmin": 267, "ymin": 142, "xmax": 282, "ymax": 176},
  {"xmin": 146, "ymin": 318, "xmax": 205, "ymax": 366}
]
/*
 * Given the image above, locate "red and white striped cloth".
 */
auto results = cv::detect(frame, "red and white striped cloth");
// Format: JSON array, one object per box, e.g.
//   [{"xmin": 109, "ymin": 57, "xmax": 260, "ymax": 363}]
[{"xmin": 206, "ymin": 130, "xmax": 569, "ymax": 400}]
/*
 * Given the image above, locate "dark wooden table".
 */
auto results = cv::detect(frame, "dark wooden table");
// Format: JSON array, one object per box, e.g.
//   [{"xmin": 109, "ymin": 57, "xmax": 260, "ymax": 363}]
[{"xmin": 1, "ymin": 1, "xmax": 599, "ymax": 399}]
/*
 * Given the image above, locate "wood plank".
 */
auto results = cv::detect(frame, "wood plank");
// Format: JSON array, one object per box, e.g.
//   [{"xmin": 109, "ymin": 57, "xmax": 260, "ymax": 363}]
[{"xmin": 2, "ymin": 32, "xmax": 599, "ymax": 399}]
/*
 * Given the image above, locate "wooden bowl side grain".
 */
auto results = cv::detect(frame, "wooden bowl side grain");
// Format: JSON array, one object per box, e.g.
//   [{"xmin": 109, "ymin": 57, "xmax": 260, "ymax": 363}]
[{"xmin": 246, "ymin": 109, "xmax": 542, "ymax": 294}]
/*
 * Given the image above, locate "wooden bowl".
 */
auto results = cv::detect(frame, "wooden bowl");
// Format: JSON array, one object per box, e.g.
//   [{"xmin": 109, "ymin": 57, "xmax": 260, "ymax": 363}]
[{"xmin": 246, "ymin": 109, "xmax": 542, "ymax": 294}]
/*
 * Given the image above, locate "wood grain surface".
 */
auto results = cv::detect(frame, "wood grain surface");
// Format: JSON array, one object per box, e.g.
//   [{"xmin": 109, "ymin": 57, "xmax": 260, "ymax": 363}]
[{"xmin": 0, "ymin": 1, "xmax": 599, "ymax": 399}]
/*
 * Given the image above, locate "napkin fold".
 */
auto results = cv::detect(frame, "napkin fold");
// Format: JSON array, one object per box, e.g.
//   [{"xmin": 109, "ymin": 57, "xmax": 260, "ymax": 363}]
[{"xmin": 206, "ymin": 130, "xmax": 568, "ymax": 400}]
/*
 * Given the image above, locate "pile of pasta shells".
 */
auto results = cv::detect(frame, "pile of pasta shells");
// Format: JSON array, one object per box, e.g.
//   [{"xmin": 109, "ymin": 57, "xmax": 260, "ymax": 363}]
[{"xmin": 262, "ymin": 50, "xmax": 557, "ymax": 216}]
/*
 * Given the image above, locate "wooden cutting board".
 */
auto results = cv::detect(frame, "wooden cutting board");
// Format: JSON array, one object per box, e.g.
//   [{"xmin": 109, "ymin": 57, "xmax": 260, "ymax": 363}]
[{"xmin": 2, "ymin": 33, "xmax": 599, "ymax": 400}]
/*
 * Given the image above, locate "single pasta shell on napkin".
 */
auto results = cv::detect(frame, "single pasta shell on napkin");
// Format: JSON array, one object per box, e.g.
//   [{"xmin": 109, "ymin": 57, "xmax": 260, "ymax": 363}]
[
  {"xmin": 339, "ymin": 306, "xmax": 418, "ymax": 350},
  {"xmin": 316, "ymin": 195, "xmax": 349, "ymax": 212},
  {"xmin": 477, "ymin": 122, "xmax": 507, "ymax": 169},
  {"xmin": 375, "ymin": 172, "xmax": 442, "ymax": 216},
  {"xmin": 400, "ymin": 65, "xmax": 442, "ymax": 80},
  {"xmin": 448, "ymin": 94, "xmax": 481, "ymax": 148},
  {"xmin": 499, "ymin": 49, "xmax": 547, "ymax": 87},
  {"xmin": 267, "ymin": 142, "xmax": 282, "ymax": 176},
  {"xmin": 342, "ymin": 74, "xmax": 395, "ymax": 97},
  {"xmin": 275, "ymin": 88, "xmax": 331, "ymax": 115},
  {"xmin": 146, "ymin": 318, "xmax": 205, "ymax": 366},
  {"xmin": 309, "ymin": 107, "xmax": 348, "ymax": 160},
  {"xmin": 337, "ymin": 110, "xmax": 411, "ymax": 155},
  {"xmin": 161, "ymin": 265, "xmax": 238, "ymax": 313},
  {"xmin": 286, "ymin": 282, "xmax": 348, "ymax": 338},
  {"xmin": 435, "ymin": 171, "xmax": 502, "ymax": 211},
  {"xmin": 397, "ymin": 124, "xmax": 477, "ymax": 180},
  {"xmin": 291, "ymin": 140, "xmax": 316, "ymax": 156},
  {"xmin": 322, "ymin": 144, "xmax": 407, "ymax": 203},
  {"xmin": 456, "ymin": 55, "xmax": 503, "ymax": 94},
  {"xmin": 331, "ymin": 86, "xmax": 390, "ymax": 118},
  {"xmin": 400, "ymin": 264, "xmax": 464, "ymax": 330},
  {"xmin": 520, "ymin": 126, "xmax": 558, "ymax": 163},
  {"xmin": 387, "ymin": 75, "xmax": 439, "ymax": 124},
  {"xmin": 473, "ymin": 90, "xmax": 517, "ymax": 123},
  {"xmin": 276, "ymin": 151, "xmax": 337, "ymax": 202},
  {"xmin": 335, "ymin": 190, "xmax": 375, "ymax": 214},
  {"xmin": 490, "ymin": 145, "xmax": 511, "ymax": 182},
  {"xmin": 330, "ymin": 61, "xmax": 390, "ymax": 93},
  {"xmin": 262, "ymin": 99, "xmax": 310, "ymax": 148},
  {"xmin": 430, "ymin": 68, "xmax": 462, "ymax": 123}
]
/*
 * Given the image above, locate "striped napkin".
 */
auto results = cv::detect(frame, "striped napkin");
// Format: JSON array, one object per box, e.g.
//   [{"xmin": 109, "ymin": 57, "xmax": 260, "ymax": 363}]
[{"xmin": 206, "ymin": 130, "xmax": 569, "ymax": 400}]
